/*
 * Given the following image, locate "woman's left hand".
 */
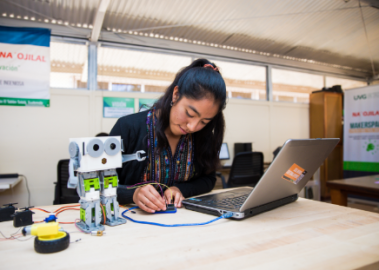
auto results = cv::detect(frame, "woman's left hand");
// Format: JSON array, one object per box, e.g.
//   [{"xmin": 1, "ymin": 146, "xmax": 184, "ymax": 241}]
[{"xmin": 164, "ymin": 186, "xmax": 184, "ymax": 208}]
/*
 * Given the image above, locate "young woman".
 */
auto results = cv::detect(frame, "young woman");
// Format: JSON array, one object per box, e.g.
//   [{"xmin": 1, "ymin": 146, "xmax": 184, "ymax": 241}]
[{"xmin": 110, "ymin": 58, "xmax": 227, "ymax": 213}]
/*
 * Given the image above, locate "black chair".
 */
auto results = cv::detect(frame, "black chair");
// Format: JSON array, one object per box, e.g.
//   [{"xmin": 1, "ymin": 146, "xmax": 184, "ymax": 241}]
[
  {"xmin": 217, "ymin": 152, "xmax": 264, "ymax": 189},
  {"xmin": 53, "ymin": 159, "xmax": 80, "ymax": 205}
]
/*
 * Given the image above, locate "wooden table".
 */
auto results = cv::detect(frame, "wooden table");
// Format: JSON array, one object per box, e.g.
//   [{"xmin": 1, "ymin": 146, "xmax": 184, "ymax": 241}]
[
  {"xmin": 327, "ymin": 175, "xmax": 379, "ymax": 206},
  {"xmin": 1, "ymin": 191, "xmax": 379, "ymax": 270}
]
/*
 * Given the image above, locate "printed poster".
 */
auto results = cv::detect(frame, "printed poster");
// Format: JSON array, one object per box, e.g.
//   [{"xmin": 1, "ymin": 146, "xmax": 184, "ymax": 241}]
[
  {"xmin": 138, "ymin": 98, "xmax": 157, "ymax": 111},
  {"xmin": 343, "ymin": 85, "xmax": 379, "ymax": 174},
  {"xmin": 103, "ymin": 97, "xmax": 134, "ymax": 118},
  {"xmin": 0, "ymin": 26, "xmax": 51, "ymax": 107}
]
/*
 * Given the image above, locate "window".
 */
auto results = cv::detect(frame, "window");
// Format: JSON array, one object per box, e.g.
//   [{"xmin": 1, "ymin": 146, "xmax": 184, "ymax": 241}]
[
  {"xmin": 50, "ymin": 41, "xmax": 88, "ymax": 89},
  {"xmin": 272, "ymin": 69, "xmax": 323, "ymax": 103},
  {"xmin": 211, "ymin": 60, "xmax": 266, "ymax": 100},
  {"xmin": 97, "ymin": 47, "xmax": 191, "ymax": 91},
  {"xmin": 326, "ymin": 77, "xmax": 366, "ymax": 91}
]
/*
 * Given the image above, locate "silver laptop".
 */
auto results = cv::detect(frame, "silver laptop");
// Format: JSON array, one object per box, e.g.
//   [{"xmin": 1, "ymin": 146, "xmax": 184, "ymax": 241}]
[{"xmin": 182, "ymin": 138, "xmax": 339, "ymax": 219}]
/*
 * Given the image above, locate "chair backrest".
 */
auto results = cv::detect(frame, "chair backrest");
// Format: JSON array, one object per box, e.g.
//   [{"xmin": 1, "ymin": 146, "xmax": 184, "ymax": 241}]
[
  {"xmin": 228, "ymin": 152, "xmax": 264, "ymax": 187},
  {"xmin": 273, "ymin": 146, "xmax": 282, "ymax": 160},
  {"xmin": 53, "ymin": 159, "xmax": 80, "ymax": 205}
]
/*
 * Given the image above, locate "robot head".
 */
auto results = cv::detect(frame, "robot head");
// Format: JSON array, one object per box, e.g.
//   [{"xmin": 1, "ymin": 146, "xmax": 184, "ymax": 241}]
[{"xmin": 68, "ymin": 136, "xmax": 122, "ymax": 172}]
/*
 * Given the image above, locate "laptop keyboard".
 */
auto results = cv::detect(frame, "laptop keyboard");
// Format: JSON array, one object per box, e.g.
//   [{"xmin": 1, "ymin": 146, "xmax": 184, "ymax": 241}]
[{"xmin": 202, "ymin": 194, "xmax": 249, "ymax": 209}]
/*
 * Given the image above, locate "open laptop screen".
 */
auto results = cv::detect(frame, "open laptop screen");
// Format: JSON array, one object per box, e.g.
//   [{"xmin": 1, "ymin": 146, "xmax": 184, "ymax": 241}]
[{"xmin": 219, "ymin": 143, "xmax": 230, "ymax": 160}]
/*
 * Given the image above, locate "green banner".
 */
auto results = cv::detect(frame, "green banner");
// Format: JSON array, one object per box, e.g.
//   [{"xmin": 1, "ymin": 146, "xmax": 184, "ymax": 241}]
[
  {"xmin": 103, "ymin": 97, "xmax": 134, "ymax": 118},
  {"xmin": 343, "ymin": 161, "xmax": 379, "ymax": 172},
  {"xmin": 138, "ymin": 98, "xmax": 156, "ymax": 111},
  {"xmin": 0, "ymin": 97, "xmax": 50, "ymax": 107}
]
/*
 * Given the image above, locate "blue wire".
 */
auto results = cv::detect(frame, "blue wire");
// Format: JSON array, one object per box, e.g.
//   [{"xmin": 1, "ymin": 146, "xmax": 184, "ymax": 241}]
[{"xmin": 121, "ymin": 206, "xmax": 232, "ymax": 227}]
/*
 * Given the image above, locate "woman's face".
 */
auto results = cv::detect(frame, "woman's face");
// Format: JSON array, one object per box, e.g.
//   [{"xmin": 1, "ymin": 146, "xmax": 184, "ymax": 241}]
[{"xmin": 168, "ymin": 86, "xmax": 219, "ymax": 137}]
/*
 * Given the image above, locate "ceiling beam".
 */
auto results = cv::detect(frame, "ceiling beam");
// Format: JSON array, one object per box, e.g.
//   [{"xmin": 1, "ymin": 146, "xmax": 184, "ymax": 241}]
[
  {"xmin": 99, "ymin": 34, "xmax": 370, "ymax": 80},
  {"xmin": 90, "ymin": 0, "xmax": 111, "ymax": 42},
  {"xmin": 0, "ymin": 18, "xmax": 370, "ymax": 80}
]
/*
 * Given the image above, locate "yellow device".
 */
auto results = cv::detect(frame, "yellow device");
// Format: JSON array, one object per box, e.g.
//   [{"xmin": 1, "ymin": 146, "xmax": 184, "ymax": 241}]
[{"xmin": 22, "ymin": 219, "xmax": 70, "ymax": 253}]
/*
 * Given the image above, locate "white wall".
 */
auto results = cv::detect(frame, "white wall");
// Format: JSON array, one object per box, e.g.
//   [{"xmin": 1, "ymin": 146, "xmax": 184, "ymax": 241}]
[
  {"xmin": 223, "ymin": 99, "xmax": 309, "ymax": 159},
  {"xmin": 0, "ymin": 88, "xmax": 309, "ymax": 207}
]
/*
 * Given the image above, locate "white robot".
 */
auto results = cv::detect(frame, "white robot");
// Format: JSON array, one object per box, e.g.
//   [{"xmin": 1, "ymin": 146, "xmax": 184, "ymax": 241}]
[{"xmin": 67, "ymin": 136, "xmax": 145, "ymax": 233}]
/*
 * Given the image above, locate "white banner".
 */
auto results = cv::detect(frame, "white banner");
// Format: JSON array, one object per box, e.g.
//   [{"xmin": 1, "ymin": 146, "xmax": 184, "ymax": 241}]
[
  {"xmin": 343, "ymin": 85, "xmax": 379, "ymax": 173},
  {"xmin": 0, "ymin": 26, "xmax": 50, "ymax": 107}
]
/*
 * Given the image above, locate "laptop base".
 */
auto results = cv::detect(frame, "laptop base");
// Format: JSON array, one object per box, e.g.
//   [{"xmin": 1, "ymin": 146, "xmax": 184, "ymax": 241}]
[{"xmin": 183, "ymin": 194, "xmax": 298, "ymax": 220}]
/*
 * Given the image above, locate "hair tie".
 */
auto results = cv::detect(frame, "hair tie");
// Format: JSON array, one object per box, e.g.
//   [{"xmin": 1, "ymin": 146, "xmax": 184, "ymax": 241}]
[{"xmin": 203, "ymin": 64, "xmax": 219, "ymax": 72}]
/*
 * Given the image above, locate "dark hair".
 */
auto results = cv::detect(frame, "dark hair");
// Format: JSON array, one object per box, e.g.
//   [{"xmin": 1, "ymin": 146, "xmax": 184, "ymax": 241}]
[
  {"xmin": 96, "ymin": 132, "xmax": 109, "ymax": 137},
  {"xmin": 153, "ymin": 58, "xmax": 227, "ymax": 173}
]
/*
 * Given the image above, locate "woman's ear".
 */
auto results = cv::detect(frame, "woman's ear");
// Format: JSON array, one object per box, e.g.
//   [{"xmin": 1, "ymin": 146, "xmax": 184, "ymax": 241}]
[{"xmin": 172, "ymin": 86, "xmax": 180, "ymax": 103}]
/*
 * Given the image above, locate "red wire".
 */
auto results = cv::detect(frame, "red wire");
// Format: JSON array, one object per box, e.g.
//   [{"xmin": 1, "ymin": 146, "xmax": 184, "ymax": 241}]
[
  {"xmin": 33, "ymin": 206, "xmax": 80, "ymax": 224},
  {"xmin": 55, "ymin": 208, "xmax": 80, "ymax": 215},
  {"xmin": 53, "ymin": 204, "xmax": 80, "ymax": 213},
  {"xmin": 32, "ymin": 204, "xmax": 108, "ymax": 225},
  {"xmin": 31, "ymin": 208, "xmax": 51, "ymax": 213},
  {"xmin": 100, "ymin": 203, "xmax": 106, "ymax": 225},
  {"xmin": 55, "ymin": 207, "xmax": 80, "ymax": 224}
]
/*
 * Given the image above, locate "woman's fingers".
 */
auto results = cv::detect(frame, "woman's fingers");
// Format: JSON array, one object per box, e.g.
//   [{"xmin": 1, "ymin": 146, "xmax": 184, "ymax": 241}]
[
  {"xmin": 137, "ymin": 200, "xmax": 155, "ymax": 213},
  {"xmin": 164, "ymin": 188, "xmax": 176, "ymax": 205},
  {"xmin": 164, "ymin": 192, "xmax": 172, "ymax": 204},
  {"xmin": 145, "ymin": 186, "xmax": 166, "ymax": 210},
  {"xmin": 133, "ymin": 185, "xmax": 186, "ymax": 213},
  {"xmin": 166, "ymin": 186, "xmax": 184, "ymax": 208},
  {"xmin": 133, "ymin": 185, "xmax": 166, "ymax": 213},
  {"xmin": 174, "ymin": 192, "xmax": 184, "ymax": 208}
]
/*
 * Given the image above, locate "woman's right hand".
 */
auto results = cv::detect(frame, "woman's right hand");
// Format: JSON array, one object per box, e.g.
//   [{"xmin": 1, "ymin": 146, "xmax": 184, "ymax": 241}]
[{"xmin": 132, "ymin": 185, "xmax": 167, "ymax": 213}]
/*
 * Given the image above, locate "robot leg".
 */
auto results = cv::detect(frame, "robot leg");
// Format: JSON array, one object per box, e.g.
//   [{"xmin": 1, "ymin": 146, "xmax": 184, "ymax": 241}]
[
  {"xmin": 75, "ymin": 172, "xmax": 105, "ymax": 233},
  {"xmin": 77, "ymin": 199, "xmax": 105, "ymax": 233},
  {"xmin": 100, "ymin": 170, "xmax": 126, "ymax": 226}
]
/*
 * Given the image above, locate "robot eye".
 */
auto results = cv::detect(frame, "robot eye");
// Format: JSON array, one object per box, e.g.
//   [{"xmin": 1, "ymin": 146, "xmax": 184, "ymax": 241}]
[
  {"xmin": 87, "ymin": 138, "xmax": 104, "ymax": 158},
  {"xmin": 104, "ymin": 138, "xmax": 121, "ymax": 156}
]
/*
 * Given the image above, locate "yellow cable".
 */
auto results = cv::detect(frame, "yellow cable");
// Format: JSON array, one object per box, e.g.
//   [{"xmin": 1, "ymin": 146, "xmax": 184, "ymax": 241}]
[{"xmin": 127, "ymin": 183, "xmax": 173, "ymax": 202}]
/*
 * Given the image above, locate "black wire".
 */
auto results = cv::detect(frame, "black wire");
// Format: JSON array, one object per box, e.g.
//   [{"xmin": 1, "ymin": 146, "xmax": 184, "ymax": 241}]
[
  {"xmin": 19, "ymin": 174, "xmax": 31, "ymax": 207},
  {"xmin": 0, "ymin": 228, "xmax": 33, "ymax": 241},
  {"xmin": 0, "ymin": 229, "xmax": 19, "ymax": 239},
  {"xmin": 70, "ymin": 238, "xmax": 82, "ymax": 243}
]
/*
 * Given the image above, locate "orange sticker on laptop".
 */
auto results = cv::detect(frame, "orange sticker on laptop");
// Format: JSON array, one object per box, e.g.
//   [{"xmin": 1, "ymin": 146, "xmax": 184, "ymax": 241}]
[{"xmin": 282, "ymin": 163, "xmax": 307, "ymax": 184}]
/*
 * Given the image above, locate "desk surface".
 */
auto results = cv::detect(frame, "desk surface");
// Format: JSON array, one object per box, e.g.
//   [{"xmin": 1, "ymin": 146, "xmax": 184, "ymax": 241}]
[
  {"xmin": 327, "ymin": 175, "xmax": 379, "ymax": 191},
  {"xmin": 327, "ymin": 175, "xmax": 379, "ymax": 206},
  {"xmin": 1, "ymin": 192, "xmax": 379, "ymax": 270}
]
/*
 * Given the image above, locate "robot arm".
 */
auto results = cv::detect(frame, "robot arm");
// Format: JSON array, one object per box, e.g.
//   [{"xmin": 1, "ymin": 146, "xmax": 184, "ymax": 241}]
[
  {"xmin": 67, "ymin": 142, "xmax": 81, "ymax": 189},
  {"xmin": 67, "ymin": 159, "xmax": 79, "ymax": 189},
  {"xmin": 120, "ymin": 139, "xmax": 146, "ymax": 163},
  {"xmin": 122, "ymin": 150, "xmax": 146, "ymax": 163}
]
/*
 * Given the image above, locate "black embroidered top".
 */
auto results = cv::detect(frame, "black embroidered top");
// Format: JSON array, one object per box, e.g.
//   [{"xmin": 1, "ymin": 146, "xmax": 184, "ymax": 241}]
[{"xmin": 110, "ymin": 110, "xmax": 216, "ymax": 204}]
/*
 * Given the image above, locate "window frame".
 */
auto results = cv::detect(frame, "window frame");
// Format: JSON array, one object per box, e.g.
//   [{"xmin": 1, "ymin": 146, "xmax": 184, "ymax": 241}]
[{"xmin": 49, "ymin": 36, "xmax": 369, "ymax": 103}]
